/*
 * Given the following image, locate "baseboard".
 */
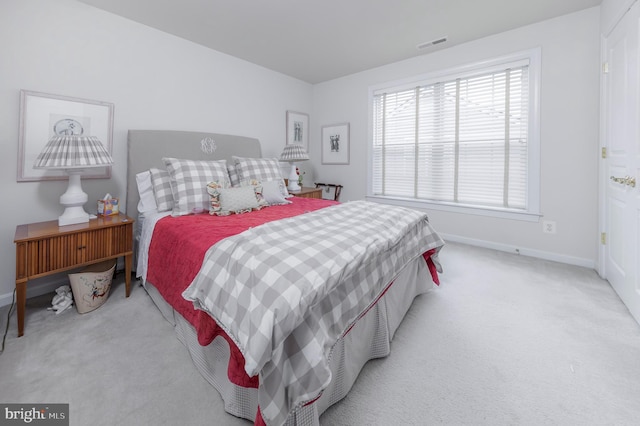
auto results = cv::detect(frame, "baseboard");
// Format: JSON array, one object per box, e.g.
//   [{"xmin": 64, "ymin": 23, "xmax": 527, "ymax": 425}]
[
  {"xmin": 439, "ymin": 233, "xmax": 596, "ymax": 269},
  {"xmin": 0, "ymin": 277, "xmax": 68, "ymax": 308},
  {"xmin": 0, "ymin": 259, "xmax": 127, "ymax": 309},
  {"xmin": 0, "ymin": 238, "xmax": 594, "ymax": 308}
]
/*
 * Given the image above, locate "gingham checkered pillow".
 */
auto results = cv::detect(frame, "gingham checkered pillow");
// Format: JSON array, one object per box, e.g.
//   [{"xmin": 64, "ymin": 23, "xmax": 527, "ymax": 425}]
[
  {"xmin": 163, "ymin": 157, "xmax": 230, "ymax": 216},
  {"xmin": 232, "ymin": 156, "xmax": 290, "ymax": 198},
  {"xmin": 149, "ymin": 168, "xmax": 174, "ymax": 212},
  {"xmin": 227, "ymin": 162, "xmax": 240, "ymax": 187}
]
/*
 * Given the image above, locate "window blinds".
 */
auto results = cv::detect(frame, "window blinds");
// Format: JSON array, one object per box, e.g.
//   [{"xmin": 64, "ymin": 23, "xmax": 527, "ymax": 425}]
[{"xmin": 372, "ymin": 63, "xmax": 530, "ymax": 210}]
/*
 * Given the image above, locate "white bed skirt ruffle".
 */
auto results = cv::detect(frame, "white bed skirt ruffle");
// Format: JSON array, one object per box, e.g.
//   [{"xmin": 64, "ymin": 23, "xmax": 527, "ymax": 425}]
[{"xmin": 142, "ymin": 255, "xmax": 434, "ymax": 425}]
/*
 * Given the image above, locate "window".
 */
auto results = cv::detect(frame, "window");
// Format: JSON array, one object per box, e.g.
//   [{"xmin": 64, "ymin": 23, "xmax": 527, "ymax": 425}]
[{"xmin": 369, "ymin": 50, "xmax": 540, "ymax": 220}]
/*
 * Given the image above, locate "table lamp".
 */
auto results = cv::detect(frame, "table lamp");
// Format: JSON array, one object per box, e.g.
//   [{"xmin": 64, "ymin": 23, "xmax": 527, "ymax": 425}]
[
  {"xmin": 280, "ymin": 143, "xmax": 309, "ymax": 192},
  {"xmin": 33, "ymin": 135, "xmax": 113, "ymax": 226}
]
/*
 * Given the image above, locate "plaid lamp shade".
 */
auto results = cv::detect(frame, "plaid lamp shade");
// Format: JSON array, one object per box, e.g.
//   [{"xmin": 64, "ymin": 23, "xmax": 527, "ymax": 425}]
[
  {"xmin": 279, "ymin": 143, "xmax": 309, "ymax": 162},
  {"xmin": 34, "ymin": 136, "xmax": 113, "ymax": 169}
]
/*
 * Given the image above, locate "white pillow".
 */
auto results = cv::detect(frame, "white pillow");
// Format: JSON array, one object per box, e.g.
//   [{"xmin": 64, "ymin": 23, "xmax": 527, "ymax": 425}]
[
  {"xmin": 135, "ymin": 170, "xmax": 158, "ymax": 214},
  {"xmin": 260, "ymin": 180, "xmax": 291, "ymax": 205}
]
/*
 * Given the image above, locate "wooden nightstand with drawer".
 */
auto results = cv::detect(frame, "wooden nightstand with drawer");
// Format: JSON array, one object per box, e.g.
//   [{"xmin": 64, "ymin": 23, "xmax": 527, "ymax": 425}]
[
  {"xmin": 289, "ymin": 186, "xmax": 323, "ymax": 199},
  {"xmin": 14, "ymin": 214, "xmax": 134, "ymax": 337}
]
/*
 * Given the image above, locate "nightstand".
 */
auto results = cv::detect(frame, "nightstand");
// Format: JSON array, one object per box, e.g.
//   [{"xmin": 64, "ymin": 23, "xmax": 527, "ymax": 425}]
[
  {"xmin": 14, "ymin": 214, "xmax": 134, "ymax": 337},
  {"xmin": 289, "ymin": 186, "xmax": 323, "ymax": 199}
]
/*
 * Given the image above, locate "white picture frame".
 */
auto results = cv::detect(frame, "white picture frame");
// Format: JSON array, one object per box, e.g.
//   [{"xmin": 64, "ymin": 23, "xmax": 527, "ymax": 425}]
[
  {"xmin": 321, "ymin": 122, "xmax": 350, "ymax": 165},
  {"xmin": 17, "ymin": 90, "xmax": 114, "ymax": 182},
  {"xmin": 286, "ymin": 110, "xmax": 309, "ymax": 151}
]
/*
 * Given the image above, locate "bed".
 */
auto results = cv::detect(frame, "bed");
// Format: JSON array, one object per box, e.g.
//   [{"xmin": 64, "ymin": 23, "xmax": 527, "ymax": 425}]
[{"xmin": 125, "ymin": 130, "xmax": 445, "ymax": 426}]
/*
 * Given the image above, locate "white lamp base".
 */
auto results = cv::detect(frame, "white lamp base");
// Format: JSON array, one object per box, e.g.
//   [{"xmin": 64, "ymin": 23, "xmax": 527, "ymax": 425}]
[
  {"xmin": 58, "ymin": 170, "xmax": 90, "ymax": 226},
  {"xmin": 287, "ymin": 163, "xmax": 301, "ymax": 192}
]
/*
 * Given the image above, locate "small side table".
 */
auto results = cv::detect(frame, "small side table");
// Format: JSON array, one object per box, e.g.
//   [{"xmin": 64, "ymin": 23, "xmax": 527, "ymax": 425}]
[
  {"xmin": 289, "ymin": 186, "xmax": 323, "ymax": 199},
  {"xmin": 14, "ymin": 214, "xmax": 134, "ymax": 337}
]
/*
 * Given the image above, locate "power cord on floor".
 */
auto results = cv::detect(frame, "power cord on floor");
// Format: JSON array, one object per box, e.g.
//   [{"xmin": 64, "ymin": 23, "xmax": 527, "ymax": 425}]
[{"xmin": 0, "ymin": 289, "xmax": 16, "ymax": 354}]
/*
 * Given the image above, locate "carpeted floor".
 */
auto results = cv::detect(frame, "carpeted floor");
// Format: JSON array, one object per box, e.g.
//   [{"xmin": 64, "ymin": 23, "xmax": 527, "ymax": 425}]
[{"xmin": 1, "ymin": 242, "xmax": 639, "ymax": 426}]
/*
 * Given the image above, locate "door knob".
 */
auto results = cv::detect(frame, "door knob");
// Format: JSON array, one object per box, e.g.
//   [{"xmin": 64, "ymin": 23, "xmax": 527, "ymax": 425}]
[{"xmin": 610, "ymin": 175, "xmax": 636, "ymax": 187}]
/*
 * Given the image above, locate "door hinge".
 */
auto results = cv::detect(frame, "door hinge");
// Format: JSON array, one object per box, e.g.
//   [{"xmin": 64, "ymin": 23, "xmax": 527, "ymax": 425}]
[
  {"xmin": 601, "ymin": 232, "xmax": 607, "ymax": 245},
  {"xmin": 603, "ymin": 62, "xmax": 609, "ymax": 73},
  {"xmin": 601, "ymin": 147, "xmax": 607, "ymax": 159}
]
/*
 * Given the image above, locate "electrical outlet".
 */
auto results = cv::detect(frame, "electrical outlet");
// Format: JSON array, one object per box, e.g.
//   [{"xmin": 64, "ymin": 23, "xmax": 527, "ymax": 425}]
[{"xmin": 543, "ymin": 220, "xmax": 556, "ymax": 234}]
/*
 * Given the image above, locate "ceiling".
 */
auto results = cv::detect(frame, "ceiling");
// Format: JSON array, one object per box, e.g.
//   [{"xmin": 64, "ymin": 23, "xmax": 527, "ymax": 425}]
[{"xmin": 78, "ymin": 0, "xmax": 602, "ymax": 84}]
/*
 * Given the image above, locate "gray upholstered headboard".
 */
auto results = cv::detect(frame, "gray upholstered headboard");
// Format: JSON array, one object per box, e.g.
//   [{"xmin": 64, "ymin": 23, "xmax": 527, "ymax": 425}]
[{"xmin": 125, "ymin": 129, "xmax": 262, "ymax": 225}]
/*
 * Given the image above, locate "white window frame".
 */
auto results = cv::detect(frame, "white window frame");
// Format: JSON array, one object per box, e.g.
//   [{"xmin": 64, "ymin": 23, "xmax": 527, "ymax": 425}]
[{"xmin": 366, "ymin": 48, "xmax": 541, "ymax": 222}]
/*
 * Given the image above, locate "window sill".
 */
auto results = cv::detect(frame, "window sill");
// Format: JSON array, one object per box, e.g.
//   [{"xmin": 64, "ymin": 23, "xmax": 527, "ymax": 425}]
[{"xmin": 365, "ymin": 195, "xmax": 542, "ymax": 222}]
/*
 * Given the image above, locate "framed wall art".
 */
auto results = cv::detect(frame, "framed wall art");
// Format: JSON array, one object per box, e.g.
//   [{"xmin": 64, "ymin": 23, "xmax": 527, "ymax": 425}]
[
  {"xmin": 321, "ymin": 122, "xmax": 350, "ymax": 165},
  {"xmin": 286, "ymin": 110, "xmax": 309, "ymax": 151},
  {"xmin": 17, "ymin": 90, "xmax": 114, "ymax": 182}
]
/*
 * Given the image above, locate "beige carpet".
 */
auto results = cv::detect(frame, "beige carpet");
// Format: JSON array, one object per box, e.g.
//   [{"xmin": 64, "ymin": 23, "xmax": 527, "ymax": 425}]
[{"xmin": 1, "ymin": 242, "xmax": 639, "ymax": 426}]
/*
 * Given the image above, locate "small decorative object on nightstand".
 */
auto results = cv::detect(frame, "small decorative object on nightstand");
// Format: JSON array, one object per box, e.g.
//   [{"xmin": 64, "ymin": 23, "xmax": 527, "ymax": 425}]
[{"xmin": 14, "ymin": 214, "xmax": 134, "ymax": 337}]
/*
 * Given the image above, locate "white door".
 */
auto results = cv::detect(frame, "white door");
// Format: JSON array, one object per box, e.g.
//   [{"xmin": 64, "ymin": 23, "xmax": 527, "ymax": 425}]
[{"xmin": 603, "ymin": 2, "xmax": 640, "ymax": 324}]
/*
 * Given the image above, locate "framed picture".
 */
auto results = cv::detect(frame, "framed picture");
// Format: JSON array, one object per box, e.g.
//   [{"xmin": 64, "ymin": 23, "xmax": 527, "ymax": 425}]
[
  {"xmin": 321, "ymin": 122, "xmax": 350, "ymax": 165},
  {"xmin": 286, "ymin": 110, "xmax": 309, "ymax": 151},
  {"xmin": 17, "ymin": 90, "xmax": 114, "ymax": 182}
]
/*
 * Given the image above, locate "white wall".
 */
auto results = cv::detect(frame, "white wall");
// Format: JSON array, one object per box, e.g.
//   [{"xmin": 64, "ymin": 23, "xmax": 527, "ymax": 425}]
[
  {"xmin": 0, "ymin": 1, "xmax": 603, "ymax": 307},
  {"xmin": 601, "ymin": 0, "xmax": 636, "ymax": 35},
  {"xmin": 0, "ymin": 0, "xmax": 312, "ymax": 304},
  {"xmin": 311, "ymin": 7, "xmax": 601, "ymax": 267}
]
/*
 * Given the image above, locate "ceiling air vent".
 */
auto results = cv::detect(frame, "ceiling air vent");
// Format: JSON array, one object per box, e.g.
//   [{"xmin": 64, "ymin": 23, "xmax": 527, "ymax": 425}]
[{"xmin": 416, "ymin": 36, "xmax": 448, "ymax": 50}]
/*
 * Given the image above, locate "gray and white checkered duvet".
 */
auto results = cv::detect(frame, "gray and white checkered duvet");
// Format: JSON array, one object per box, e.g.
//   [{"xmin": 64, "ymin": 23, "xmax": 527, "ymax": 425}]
[{"xmin": 182, "ymin": 200, "xmax": 444, "ymax": 426}]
